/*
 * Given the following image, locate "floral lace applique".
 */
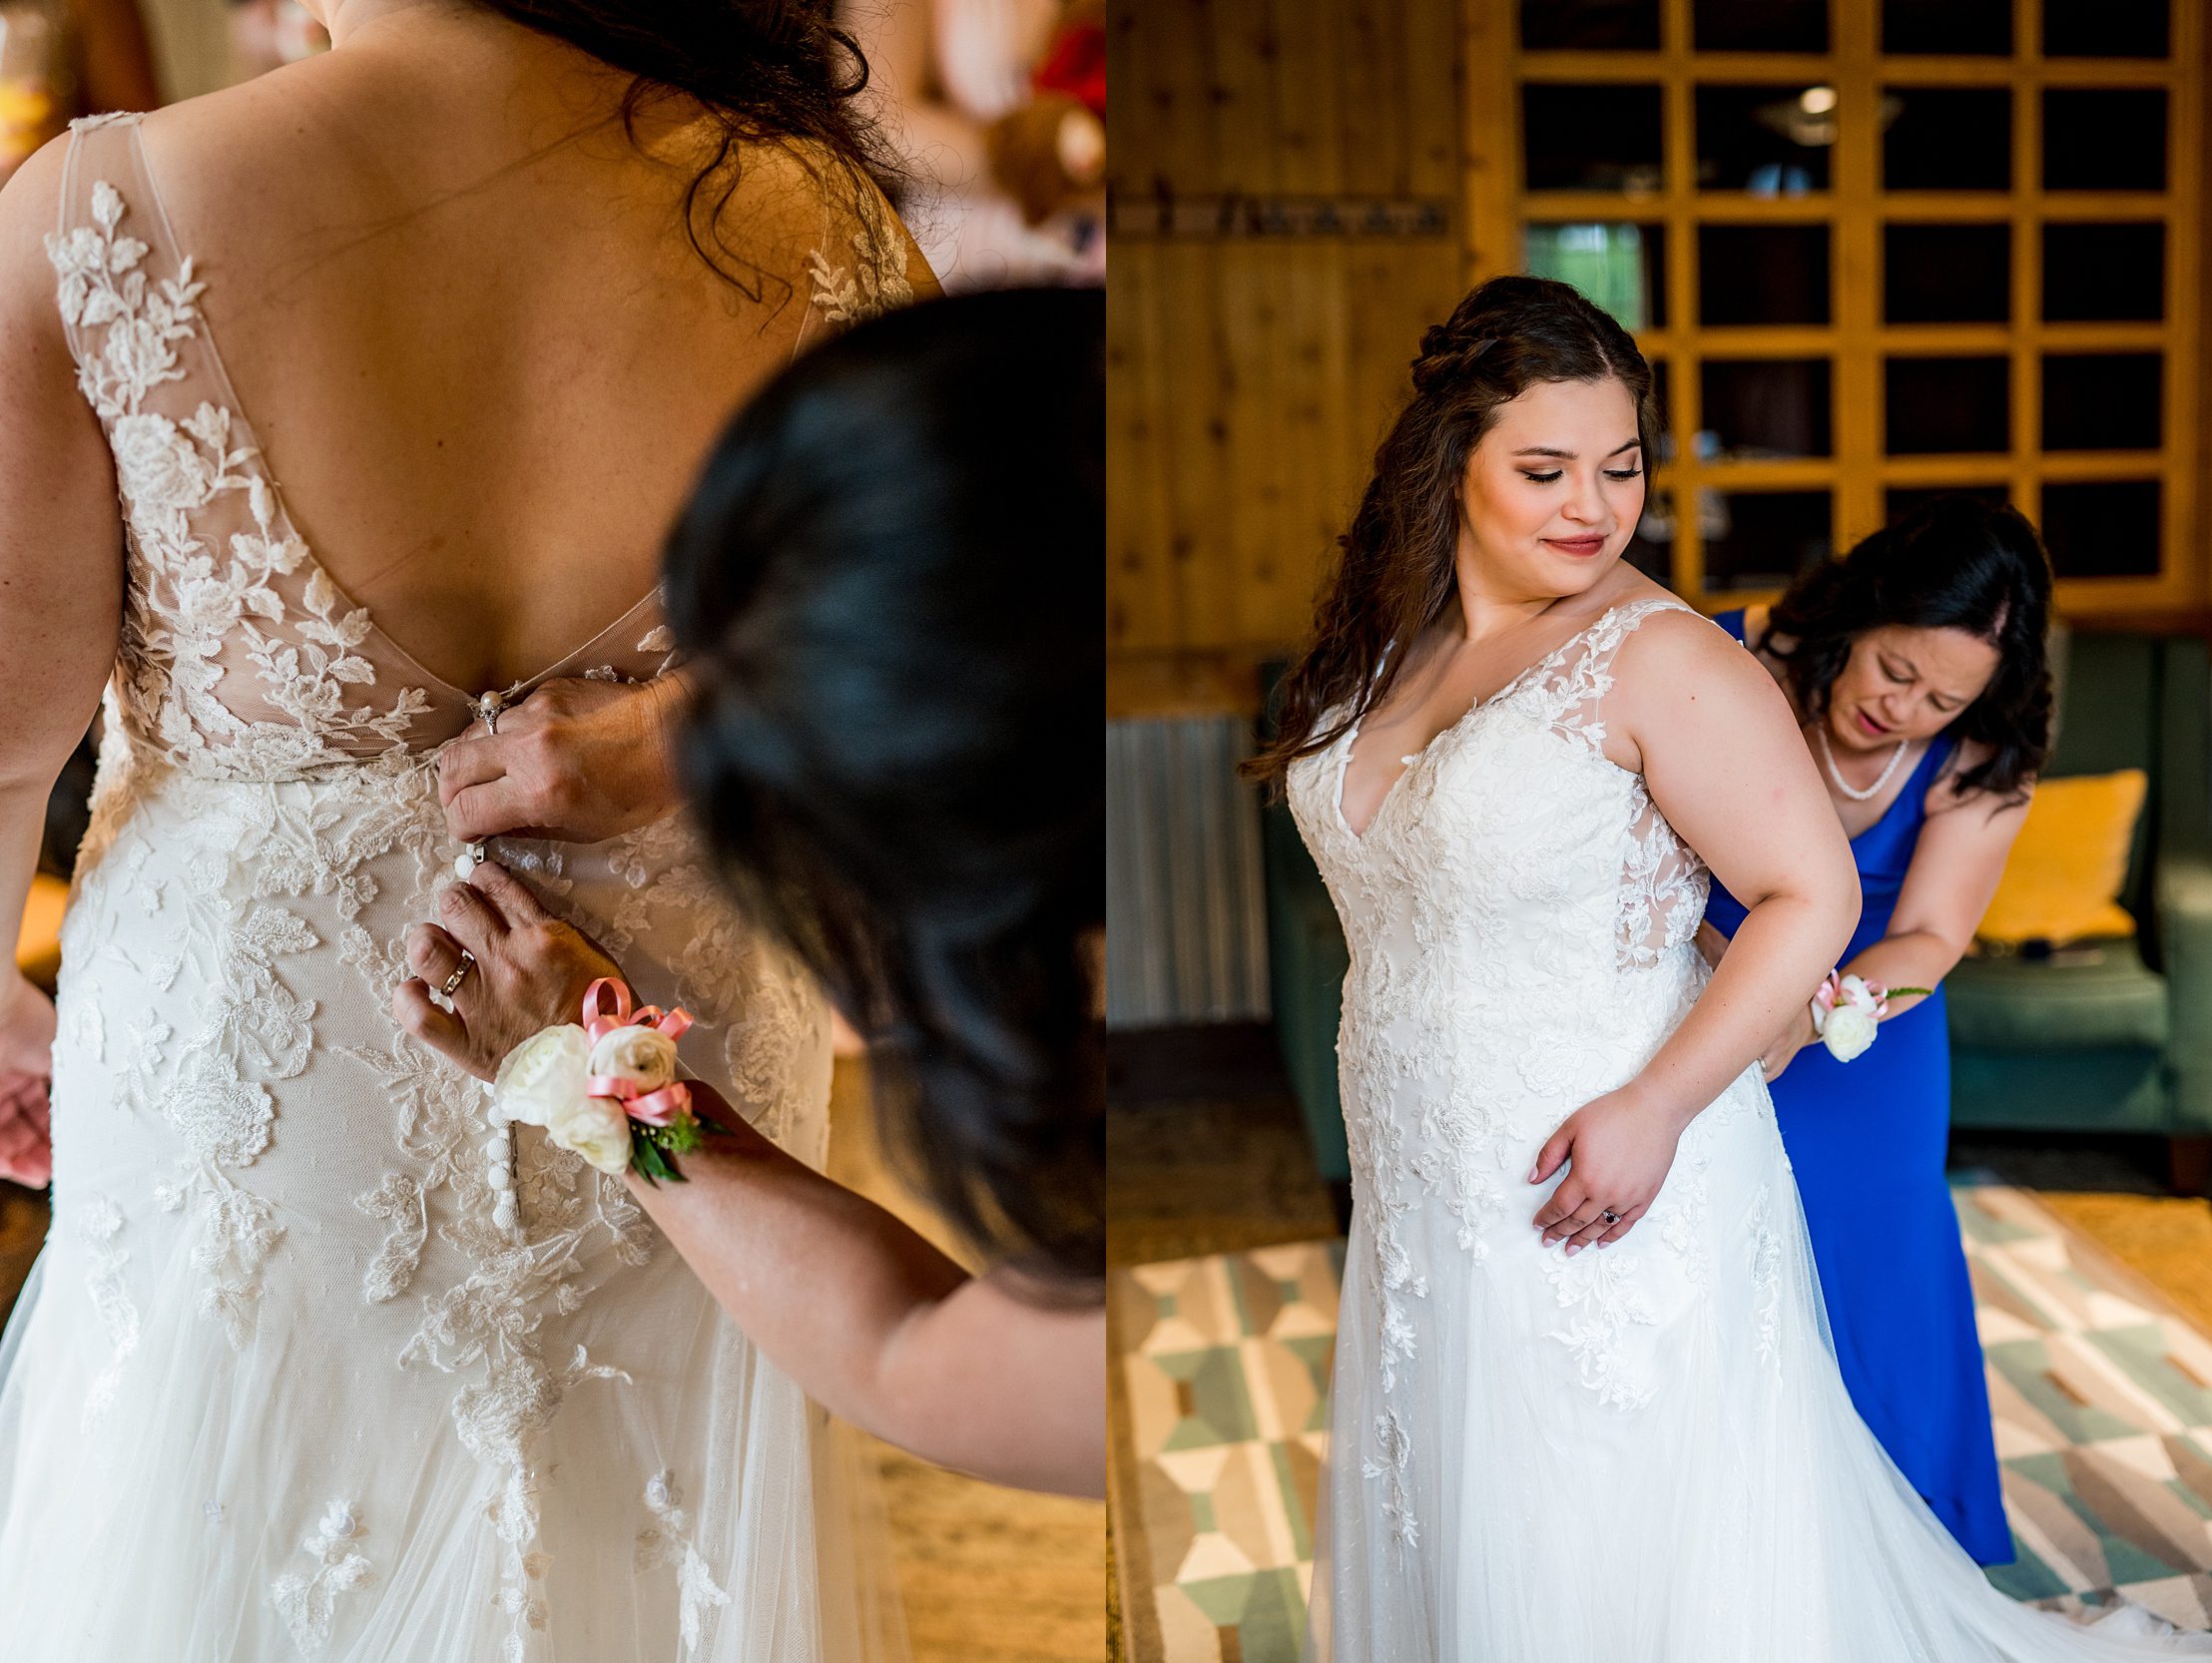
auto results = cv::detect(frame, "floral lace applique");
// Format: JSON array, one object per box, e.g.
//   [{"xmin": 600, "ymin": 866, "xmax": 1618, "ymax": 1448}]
[
  {"xmin": 806, "ymin": 190, "xmax": 915, "ymax": 327},
  {"xmin": 268, "ymin": 1499, "xmax": 373, "ymax": 1656},
  {"xmin": 637, "ymin": 1470, "xmax": 733, "ymax": 1654},
  {"xmin": 1750, "ymin": 1184, "xmax": 1786, "ymax": 1373},
  {"xmin": 46, "ymin": 174, "xmax": 432, "ymax": 776},
  {"xmin": 77, "ymin": 1196, "xmax": 139, "ymax": 1427},
  {"xmin": 1543, "ymin": 1246, "xmax": 1661, "ymax": 1410},
  {"xmin": 1361, "ymin": 1406, "xmax": 1418, "ymax": 1550}
]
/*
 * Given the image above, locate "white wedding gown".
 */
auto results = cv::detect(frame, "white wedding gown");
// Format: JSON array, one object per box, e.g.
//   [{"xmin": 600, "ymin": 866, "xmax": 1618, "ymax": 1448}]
[
  {"xmin": 0, "ymin": 115, "xmax": 915, "ymax": 1662},
  {"xmin": 1287, "ymin": 597, "xmax": 2212, "ymax": 1660}
]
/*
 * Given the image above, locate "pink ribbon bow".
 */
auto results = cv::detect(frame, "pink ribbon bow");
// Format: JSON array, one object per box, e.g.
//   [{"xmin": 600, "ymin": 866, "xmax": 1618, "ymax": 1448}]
[{"xmin": 580, "ymin": 977, "xmax": 695, "ymax": 1128}]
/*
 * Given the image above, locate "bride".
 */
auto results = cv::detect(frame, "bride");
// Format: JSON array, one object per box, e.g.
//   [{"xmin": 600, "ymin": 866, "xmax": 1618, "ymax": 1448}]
[
  {"xmin": 1251, "ymin": 275, "xmax": 2212, "ymax": 1659},
  {"xmin": 0, "ymin": 2, "xmax": 930, "ymax": 1658}
]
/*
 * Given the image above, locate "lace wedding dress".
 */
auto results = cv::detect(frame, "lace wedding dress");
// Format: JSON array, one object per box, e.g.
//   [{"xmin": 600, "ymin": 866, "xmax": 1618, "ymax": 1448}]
[
  {"xmin": 0, "ymin": 114, "xmax": 915, "ymax": 1662},
  {"xmin": 1287, "ymin": 597, "xmax": 2212, "ymax": 1661}
]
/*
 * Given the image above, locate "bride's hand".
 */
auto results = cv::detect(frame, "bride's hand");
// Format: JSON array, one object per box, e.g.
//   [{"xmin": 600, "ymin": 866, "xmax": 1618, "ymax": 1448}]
[
  {"xmin": 393, "ymin": 862, "xmax": 626, "ymax": 1081},
  {"xmin": 1527, "ymin": 1083, "xmax": 1684, "ymax": 1254},
  {"xmin": 0, "ymin": 973, "xmax": 55, "ymax": 1188},
  {"xmin": 437, "ymin": 674, "xmax": 689, "ymax": 844}
]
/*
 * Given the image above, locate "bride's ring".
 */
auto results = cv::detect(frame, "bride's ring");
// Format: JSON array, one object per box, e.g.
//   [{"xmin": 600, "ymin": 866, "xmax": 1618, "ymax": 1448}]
[
  {"xmin": 1600, "ymin": 1208, "xmax": 1622, "ymax": 1225},
  {"xmin": 440, "ymin": 951, "xmax": 476, "ymax": 997}
]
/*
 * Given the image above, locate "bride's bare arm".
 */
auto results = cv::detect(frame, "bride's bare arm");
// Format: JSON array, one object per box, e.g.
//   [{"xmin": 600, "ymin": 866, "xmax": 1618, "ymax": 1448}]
[
  {"xmin": 1530, "ymin": 611, "xmax": 1858, "ymax": 1251},
  {"xmin": 0, "ymin": 142, "xmax": 128, "ymax": 1181}
]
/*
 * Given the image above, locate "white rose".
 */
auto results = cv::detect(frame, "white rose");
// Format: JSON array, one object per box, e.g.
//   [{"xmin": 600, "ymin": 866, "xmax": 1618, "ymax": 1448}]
[
  {"xmin": 110, "ymin": 411, "xmax": 215, "ymax": 514},
  {"xmin": 492, "ymin": 1024, "xmax": 590, "ymax": 1128},
  {"xmin": 546, "ymin": 1093, "xmax": 634, "ymax": 1176},
  {"xmin": 587, "ymin": 1025, "xmax": 679, "ymax": 1093},
  {"xmin": 1837, "ymin": 973, "xmax": 1877, "ymax": 1009},
  {"xmin": 1821, "ymin": 1002, "xmax": 1880, "ymax": 1063}
]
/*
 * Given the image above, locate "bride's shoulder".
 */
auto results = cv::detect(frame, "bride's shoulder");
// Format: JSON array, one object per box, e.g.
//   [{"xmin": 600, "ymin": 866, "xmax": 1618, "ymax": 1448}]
[{"xmin": 1604, "ymin": 592, "xmax": 1777, "ymax": 707}]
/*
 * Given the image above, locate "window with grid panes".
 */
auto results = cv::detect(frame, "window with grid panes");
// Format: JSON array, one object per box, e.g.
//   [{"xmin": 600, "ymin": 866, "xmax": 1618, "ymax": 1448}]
[{"xmin": 1476, "ymin": 0, "xmax": 2198, "ymax": 611}]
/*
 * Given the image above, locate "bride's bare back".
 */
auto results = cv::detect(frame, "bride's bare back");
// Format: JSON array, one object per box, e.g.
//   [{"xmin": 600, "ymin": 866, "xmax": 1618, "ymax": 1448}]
[{"xmin": 107, "ymin": 7, "xmax": 930, "ymax": 693}]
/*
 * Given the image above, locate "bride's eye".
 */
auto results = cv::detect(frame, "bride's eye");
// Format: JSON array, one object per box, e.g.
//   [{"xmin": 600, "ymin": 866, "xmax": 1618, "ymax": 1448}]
[
  {"xmin": 1522, "ymin": 470, "xmax": 1564, "ymax": 484},
  {"xmin": 1604, "ymin": 467, "xmax": 1643, "ymax": 481}
]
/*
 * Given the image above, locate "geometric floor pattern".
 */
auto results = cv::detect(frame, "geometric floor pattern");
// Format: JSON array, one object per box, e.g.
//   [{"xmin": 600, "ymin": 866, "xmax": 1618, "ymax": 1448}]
[{"xmin": 1107, "ymin": 1186, "xmax": 2212, "ymax": 1662}]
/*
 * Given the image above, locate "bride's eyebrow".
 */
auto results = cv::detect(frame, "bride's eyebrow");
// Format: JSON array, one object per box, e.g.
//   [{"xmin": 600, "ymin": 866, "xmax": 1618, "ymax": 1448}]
[{"xmin": 1511, "ymin": 439, "xmax": 1643, "ymax": 459}]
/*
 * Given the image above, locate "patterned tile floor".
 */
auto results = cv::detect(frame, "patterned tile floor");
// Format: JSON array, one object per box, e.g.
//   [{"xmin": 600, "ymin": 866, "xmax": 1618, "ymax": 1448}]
[{"xmin": 1108, "ymin": 1186, "xmax": 2212, "ymax": 1662}]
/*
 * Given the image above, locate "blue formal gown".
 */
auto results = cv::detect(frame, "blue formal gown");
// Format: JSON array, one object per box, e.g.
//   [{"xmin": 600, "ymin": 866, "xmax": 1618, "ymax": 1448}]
[{"xmin": 1702, "ymin": 608, "xmax": 2014, "ymax": 1565}]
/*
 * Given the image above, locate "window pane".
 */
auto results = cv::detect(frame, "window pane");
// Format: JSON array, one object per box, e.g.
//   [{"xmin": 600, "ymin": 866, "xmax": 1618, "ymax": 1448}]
[
  {"xmin": 1883, "ymin": 0, "xmax": 2011, "ymax": 54},
  {"xmin": 2040, "ymin": 481, "xmax": 2161, "ymax": 578},
  {"xmin": 1885, "ymin": 484, "xmax": 2011, "ymax": 523},
  {"xmin": 1695, "ymin": 0, "xmax": 1828, "ymax": 53},
  {"xmin": 1651, "ymin": 357, "xmax": 1675, "ymax": 461},
  {"xmin": 1525, "ymin": 224, "xmax": 1667, "ymax": 329},
  {"xmin": 2042, "ymin": 353, "xmax": 2162, "ymax": 451},
  {"xmin": 1703, "ymin": 490, "xmax": 1834, "ymax": 593},
  {"xmin": 1885, "ymin": 357, "xmax": 2009, "ymax": 454},
  {"xmin": 2043, "ymin": 90, "xmax": 2167, "ymax": 191},
  {"xmin": 1524, "ymin": 84, "xmax": 1664, "ymax": 192},
  {"xmin": 1520, "ymin": 0, "xmax": 1661, "ymax": 49},
  {"xmin": 2043, "ymin": 0, "xmax": 2168, "ymax": 58},
  {"xmin": 1697, "ymin": 85, "xmax": 1835, "ymax": 194},
  {"xmin": 1699, "ymin": 358, "xmax": 1833, "ymax": 458},
  {"xmin": 1699, "ymin": 226, "xmax": 1831, "ymax": 324},
  {"xmin": 1884, "ymin": 225, "xmax": 2009, "ymax": 324},
  {"xmin": 2042, "ymin": 223, "xmax": 2164, "ymax": 321},
  {"xmin": 1883, "ymin": 88, "xmax": 2010, "ymax": 192}
]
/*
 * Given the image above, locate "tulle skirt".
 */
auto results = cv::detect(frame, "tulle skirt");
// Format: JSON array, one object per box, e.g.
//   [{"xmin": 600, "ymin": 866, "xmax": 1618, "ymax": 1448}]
[{"xmin": 1305, "ymin": 1065, "xmax": 2212, "ymax": 1661}]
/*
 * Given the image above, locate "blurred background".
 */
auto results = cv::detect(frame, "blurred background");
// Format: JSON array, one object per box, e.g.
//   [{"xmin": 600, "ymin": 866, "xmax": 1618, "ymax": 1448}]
[
  {"xmin": 0, "ymin": 2, "xmax": 1104, "ymax": 1659},
  {"xmin": 1106, "ymin": 1, "xmax": 2212, "ymax": 1658}
]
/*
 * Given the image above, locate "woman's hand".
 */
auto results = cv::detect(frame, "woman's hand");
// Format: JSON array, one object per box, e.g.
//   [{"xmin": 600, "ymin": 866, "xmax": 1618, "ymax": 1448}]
[
  {"xmin": 0, "ymin": 973, "xmax": 54, "ymax": 1188},
  {"xmin": 1528, "ymin": 1082, "xmax": 1685, "ymax": 1254},
  {"xmin": 392, "ymin": 862, "xmax": 626, "ymax": 1081},
  {"xmin": 436, "ymin": 674, "xmax": 689, "ymax": 845}
]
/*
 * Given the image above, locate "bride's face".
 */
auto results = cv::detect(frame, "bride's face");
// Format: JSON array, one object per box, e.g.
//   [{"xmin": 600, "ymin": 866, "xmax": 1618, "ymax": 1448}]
[
  {"xmin": 1455, "ymin": 376, "xmax": 1645, "ymax": 603},
  {"xmin": 1827, "ymin": 624, "xmax": 2000, "ymax": 755}
]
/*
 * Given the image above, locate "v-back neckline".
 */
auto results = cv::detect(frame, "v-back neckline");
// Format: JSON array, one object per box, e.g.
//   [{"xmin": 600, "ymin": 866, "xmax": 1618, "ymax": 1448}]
[
  {"xmin": 127, "ymin": 120, "xmax": 666, "ymax": 711},
  {"xmin": 1335, "ymin": 604, "xmax": 1630, "ymax": 842}
]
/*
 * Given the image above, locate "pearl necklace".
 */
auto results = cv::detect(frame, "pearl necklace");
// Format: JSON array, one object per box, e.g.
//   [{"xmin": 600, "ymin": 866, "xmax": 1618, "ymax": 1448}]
[{"xmin": 1816, "ymin": 722, "xmax": 1911, "ymax": 804}]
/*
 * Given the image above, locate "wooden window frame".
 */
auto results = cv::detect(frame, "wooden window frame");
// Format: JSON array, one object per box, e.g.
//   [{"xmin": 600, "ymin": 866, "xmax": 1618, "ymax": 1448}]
[{"xmin": 1462, "ymin": 0, "xmax": 2204, "ymax": 613}]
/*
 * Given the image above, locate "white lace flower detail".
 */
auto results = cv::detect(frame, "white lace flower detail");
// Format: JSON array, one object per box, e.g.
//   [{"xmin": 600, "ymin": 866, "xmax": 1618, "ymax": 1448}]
[
  {"xmin": 268, "ymin": 1499, "xmax": 373, "ymax": 1656},
  {"xmin": 638, "ymin": 1470, "xmax": 733, "ymax": 1654},
  {"xmin": 76, "ymin": 1196, "xmax": 139, "ymax": 1427}
]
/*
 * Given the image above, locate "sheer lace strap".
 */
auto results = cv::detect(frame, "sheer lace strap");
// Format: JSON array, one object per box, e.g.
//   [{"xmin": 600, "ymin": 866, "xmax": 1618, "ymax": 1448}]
[{"xmin": 1524, "ymin": 597, "xmax": 1703, "ymax": 760}]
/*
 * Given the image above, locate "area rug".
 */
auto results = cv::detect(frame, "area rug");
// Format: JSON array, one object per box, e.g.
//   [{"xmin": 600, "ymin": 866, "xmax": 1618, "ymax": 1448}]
[{"xmin": 1106, "ymin": 1185, "xmax": 2212, "ymax": 1663}]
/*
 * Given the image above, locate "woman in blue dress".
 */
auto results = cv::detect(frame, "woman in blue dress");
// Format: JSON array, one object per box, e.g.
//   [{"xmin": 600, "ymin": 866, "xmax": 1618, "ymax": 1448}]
[{"xmin": 1702, "ymin": 496, "xmax": 2054, "ymax": 1565}]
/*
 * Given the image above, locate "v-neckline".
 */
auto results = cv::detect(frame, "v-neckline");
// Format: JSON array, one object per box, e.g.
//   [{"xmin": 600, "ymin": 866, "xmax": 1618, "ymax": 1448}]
[
  {"xmin": 1334, "ymin": 604, "xmax": 1628, "ymax": 842},
  {"xmin": 130, "ymin": 121, "xmax": 667, "ymax": 712}
]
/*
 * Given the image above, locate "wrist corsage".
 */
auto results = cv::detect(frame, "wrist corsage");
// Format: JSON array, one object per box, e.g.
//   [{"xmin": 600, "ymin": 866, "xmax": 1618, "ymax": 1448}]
[
  {"xmin": 492, "ymin": 978, "xmax": 710, "ymax": 1184},
  {"xmin": 1809, "ymin": 971, "xmax": 1932, "ymax": 1063}
]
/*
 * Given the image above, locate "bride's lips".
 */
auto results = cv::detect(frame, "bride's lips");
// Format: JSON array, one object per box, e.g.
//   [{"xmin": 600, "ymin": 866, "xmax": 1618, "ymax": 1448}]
[{"xmin": 1543, "ymin": 534, "xmax": 1607, "ymax": 558}]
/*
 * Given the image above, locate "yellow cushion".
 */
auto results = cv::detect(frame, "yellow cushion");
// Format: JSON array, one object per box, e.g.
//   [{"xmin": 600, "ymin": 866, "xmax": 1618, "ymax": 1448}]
[
  {"xmin": 14, "ymin": 873, "xmax": 66, "ymax": 990},
  {"xmin": 1976, "ymin": 770, "xmax": 2146, "ymax": 946}
]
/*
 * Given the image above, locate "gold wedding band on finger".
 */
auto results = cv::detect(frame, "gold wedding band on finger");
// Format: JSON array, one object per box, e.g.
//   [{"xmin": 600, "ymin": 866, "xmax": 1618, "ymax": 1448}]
[{"xmin": 440, "ymin": 950, "xmax": 476, "ymax": 997}]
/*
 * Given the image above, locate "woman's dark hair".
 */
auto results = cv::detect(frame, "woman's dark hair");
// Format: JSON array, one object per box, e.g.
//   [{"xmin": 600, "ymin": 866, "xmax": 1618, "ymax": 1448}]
[
  {"xmin": 665, "ymin": 288, "xmax": 1104, "ymax": 1289},
  {"xmin": 1764, "ymin": 496, "xmax": 2053, "ymax": 802},
  {"xmin": 1248, "ymin": 275, "xmax": 1659, "ymax": 788},
  {"xmin": 475, "ymin": 1, "xmax": 901, "ymax": 286}
]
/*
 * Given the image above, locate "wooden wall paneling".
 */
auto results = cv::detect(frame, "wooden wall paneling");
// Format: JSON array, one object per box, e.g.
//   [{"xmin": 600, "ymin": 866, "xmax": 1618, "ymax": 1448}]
[
  {"xmin": 1158, "ymin": 243, "xmax": 1240, "ymax": 654},
  {"xmin": 1400, "ymin": 0, "xmax": 1462, "ymax": 198},
  {"xmin": 1107, "ymin": 247, "xmax": 1181, "ymax": 654},
  {"xmin": 1214, "ymin": 245, "xmax": 1290, "ymax": 650},
  {"xmin": 1340, "ymin": 0, "xmax": 1410, "ymax": 195}
]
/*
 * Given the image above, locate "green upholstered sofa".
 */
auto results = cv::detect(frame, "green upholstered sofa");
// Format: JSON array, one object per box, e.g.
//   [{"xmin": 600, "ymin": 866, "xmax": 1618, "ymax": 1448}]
[{"xmin": 1259, "ymin": 629, "xmax": 2212, "ymax": 1200}]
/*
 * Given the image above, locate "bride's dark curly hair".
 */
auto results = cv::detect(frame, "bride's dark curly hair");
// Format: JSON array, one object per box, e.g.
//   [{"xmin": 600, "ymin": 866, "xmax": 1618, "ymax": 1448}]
[
  {"xmin": 476, "ymin": 1, "xmax": 902, "ymax": 288},
  {"xmin": 1247, "ymin": 275, "xmax": 1659, "ymax": 790},
  {"xmin": 1763, "ymin": 496, "xmax": 2053, "ymax": 803}
]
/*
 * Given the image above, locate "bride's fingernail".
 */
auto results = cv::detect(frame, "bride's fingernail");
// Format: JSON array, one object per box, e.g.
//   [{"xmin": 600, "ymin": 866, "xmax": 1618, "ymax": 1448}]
[
  {"xmin": 1564, "ymin": 1243, "xmax": 1581, "ymax": 1257},
  {"xmin": 1526, "ymin": 1165, "xmax": 1539, "ymax": 1182}
]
